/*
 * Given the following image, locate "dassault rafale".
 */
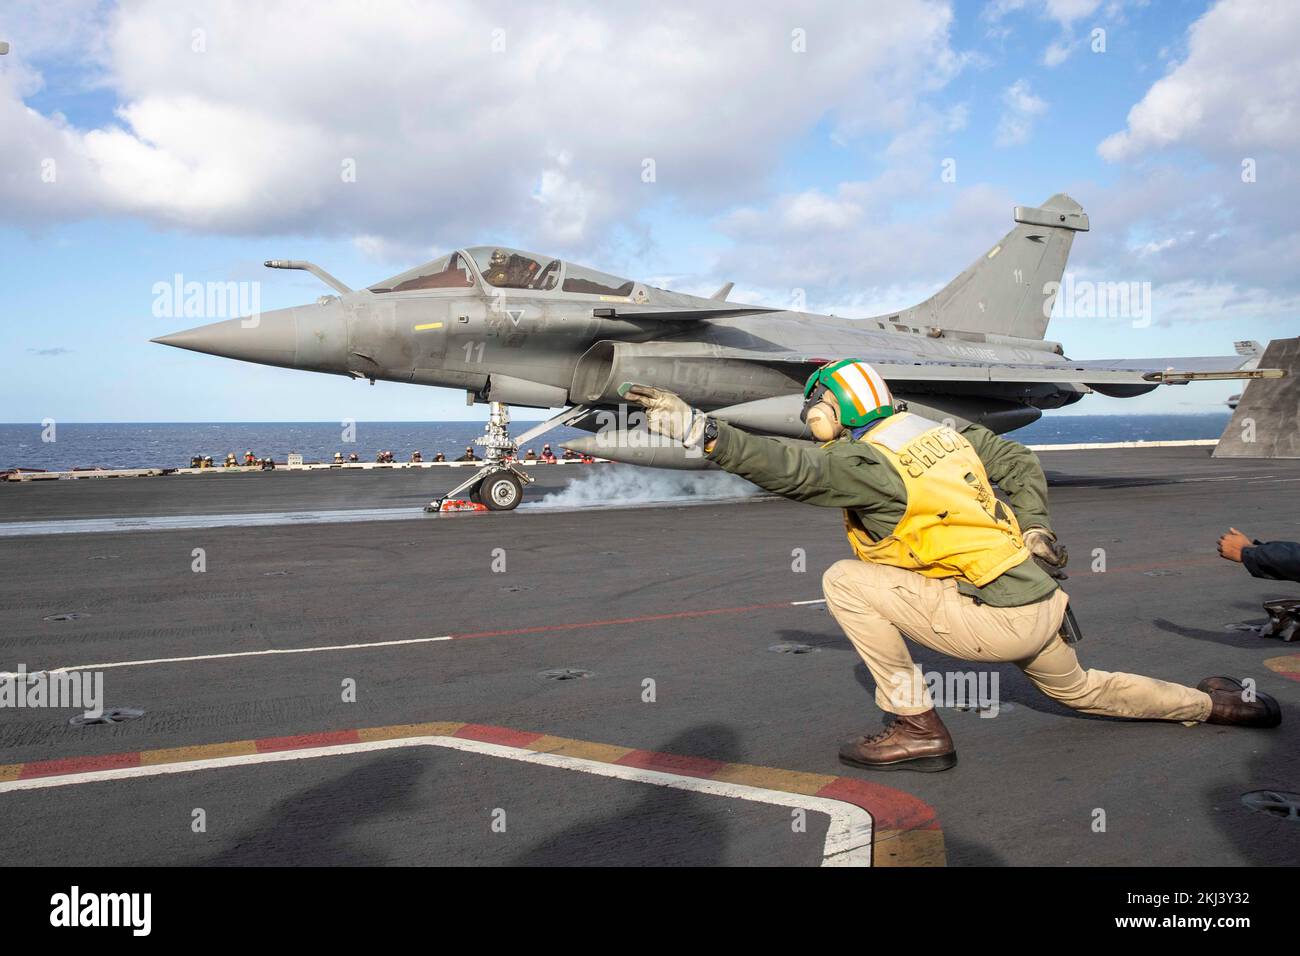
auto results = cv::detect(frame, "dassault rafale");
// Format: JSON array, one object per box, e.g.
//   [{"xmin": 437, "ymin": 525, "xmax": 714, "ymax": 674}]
[{"xmin": 154, "ymin": 194, "xmax": 1281, "ymax": 510}]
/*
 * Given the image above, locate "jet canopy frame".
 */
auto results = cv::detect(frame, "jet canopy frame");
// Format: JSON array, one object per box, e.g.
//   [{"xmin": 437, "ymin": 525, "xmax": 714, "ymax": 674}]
[{"xmin": 368, "ymin": 246, "xmax": 645, "ymax": 300}]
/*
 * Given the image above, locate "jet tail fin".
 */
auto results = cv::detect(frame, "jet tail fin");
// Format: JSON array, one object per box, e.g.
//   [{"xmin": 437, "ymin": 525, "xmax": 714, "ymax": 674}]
[{"xmin": 892, "ymin": 193, "xmax": 1089, "ymax": 340}]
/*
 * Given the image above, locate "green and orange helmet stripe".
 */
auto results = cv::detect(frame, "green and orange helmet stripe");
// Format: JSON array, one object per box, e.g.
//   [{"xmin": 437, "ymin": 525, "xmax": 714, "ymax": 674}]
[{"xmin": 803, "ymin": 359, "xmax": 895, "ymax": 428}]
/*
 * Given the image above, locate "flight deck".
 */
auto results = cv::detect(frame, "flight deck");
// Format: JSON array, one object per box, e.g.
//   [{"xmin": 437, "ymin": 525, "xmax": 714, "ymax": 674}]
[{"xmin": 1, "ymin": 447, "xmax": 1297, "ymax": 866}]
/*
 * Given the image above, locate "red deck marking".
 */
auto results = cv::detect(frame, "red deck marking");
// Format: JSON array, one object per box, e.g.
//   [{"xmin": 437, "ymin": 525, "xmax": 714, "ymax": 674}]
[
  {"xmin": 255, "ymin": 730, "xmax": 362, "ymax": 752},
  {"xmin": 454, "ymin": 724, "xmax": 544, "ymax": 748},
  {"xmin": 1068, "ymin": 555, "xmax": 1220, "ymax": 578},
  {"xmin": 19, "ymin": 751, "xmax": 142, "ymax": 779},
  {"xmin": 615, "ymin": 749, "xmax": 726, "ymax": 779},
  {"xmin": 453, "ymin": 602, "xmax": 794, "ymax": 641},
  {"xmin": 815, "ymin": 777, "xmax": 940, "ymax": 831}
]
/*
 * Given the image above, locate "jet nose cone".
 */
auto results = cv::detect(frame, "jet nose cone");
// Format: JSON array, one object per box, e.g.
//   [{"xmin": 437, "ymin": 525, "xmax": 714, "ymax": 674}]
[{"xmin": 151, "ymin": 308, "xmax": 299, "ymax": 368}]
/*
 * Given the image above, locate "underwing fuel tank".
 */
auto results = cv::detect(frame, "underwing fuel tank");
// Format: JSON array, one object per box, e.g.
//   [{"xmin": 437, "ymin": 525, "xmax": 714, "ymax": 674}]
[
  {"xmin": 560, "ymin": 431, "xmax": 715, "ymax": 470},
  {"xmin": 714, "ymin": 391, "xmax": 1046, "ymax": 435},
  {"xmin": 710, "ymin": 394, "xmax": 811, "ymax": 439},
  {"xmin": 697, "ymin": 392, "xmax": 1044, "ymax": 439}
]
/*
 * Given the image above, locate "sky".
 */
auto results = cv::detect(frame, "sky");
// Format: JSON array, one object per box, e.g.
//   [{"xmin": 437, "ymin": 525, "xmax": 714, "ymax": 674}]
[{"xmin": 1, "ymin": 0, "xmax": 1297, "ymax": 422}]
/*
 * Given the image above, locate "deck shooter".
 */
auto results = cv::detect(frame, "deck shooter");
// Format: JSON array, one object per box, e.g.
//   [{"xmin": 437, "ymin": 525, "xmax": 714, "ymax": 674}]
[{"xmin": 622, "ymin": 359, "xmax": 1282, "ymax": 773}]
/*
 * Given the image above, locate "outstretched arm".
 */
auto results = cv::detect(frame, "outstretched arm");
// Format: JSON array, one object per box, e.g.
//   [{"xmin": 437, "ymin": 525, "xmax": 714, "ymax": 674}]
[
  {"xmin": 707, "ymin": 420, "xmax": 899, "ymax": 509},
  {"xmin": 619, "ymin": 383, "xmax": 899, "ymax": 510}
]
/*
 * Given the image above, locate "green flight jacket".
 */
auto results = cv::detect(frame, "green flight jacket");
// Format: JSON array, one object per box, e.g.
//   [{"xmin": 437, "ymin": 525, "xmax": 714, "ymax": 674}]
[{"xmin": 706, "ymin": 418, "xmax": 1058, "ymax": 607}]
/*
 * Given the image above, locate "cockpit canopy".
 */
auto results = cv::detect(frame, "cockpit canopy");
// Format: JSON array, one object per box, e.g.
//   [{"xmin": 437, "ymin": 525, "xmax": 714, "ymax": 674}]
[
  {"xmin": 368, "ymin": 252, "xmax": 476, "ymax": 293},
  {"xmin": 369, "ymin": 246, "xmax": 638, "ymax": 297}
]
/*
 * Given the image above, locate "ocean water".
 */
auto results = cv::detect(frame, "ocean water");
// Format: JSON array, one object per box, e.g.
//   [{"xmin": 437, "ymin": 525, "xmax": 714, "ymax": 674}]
[{"xmin": 0, "ymin": 413, "xmax": 1232, "ymax": 472}]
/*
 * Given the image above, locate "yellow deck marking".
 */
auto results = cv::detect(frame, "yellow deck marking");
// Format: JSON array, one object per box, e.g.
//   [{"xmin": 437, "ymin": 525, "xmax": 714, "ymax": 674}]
[
  {"xmin": 413, "ymin": 322, "xmax": 444, "ymax": 331},
  {"xmin": 357, "ymin": 722, "xmax": 465, "ymax": 742},
  {"xmin": 142, "ymin": 741, "xmax": 258, "ymax": 765},
  {"xmin": 874, "ymin": 829, "xmax": 947, "ymax": 867},
  {"xmin": 525, "ymin": 735, "xmax": 634, "ymax": 764},
  {"xmin": 1264, "ymin": 654, "xmax": 1300, "ymax": 677},
  {"xmin": 711, "ymin": 764, "xmax": 833, "ymax": 795}
]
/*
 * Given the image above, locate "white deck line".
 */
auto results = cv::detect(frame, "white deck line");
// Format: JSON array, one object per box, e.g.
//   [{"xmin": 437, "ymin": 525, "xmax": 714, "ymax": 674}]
[
  {"xmin": 2, "ymin": 596, "xmax": 831, "ymax": 679},
  {"xmin": 0, "ymin": 635, "xmax": 456, "ymax": 679},
  {"xmin": 0, "ymin": 736, "xmax": 875, "ymax": 867}
]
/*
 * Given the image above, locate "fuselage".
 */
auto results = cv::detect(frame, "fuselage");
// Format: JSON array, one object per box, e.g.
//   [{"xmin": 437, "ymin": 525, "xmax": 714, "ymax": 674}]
[{"xmin": 154, "ymin": 244, "xmax": 1090, "ymax": 436}]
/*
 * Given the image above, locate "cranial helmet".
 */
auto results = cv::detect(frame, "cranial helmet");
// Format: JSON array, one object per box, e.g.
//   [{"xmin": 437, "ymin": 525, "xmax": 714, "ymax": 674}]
[{"xmin": 802, "ymin": 359, "xmax": 895, "ymax": 429}]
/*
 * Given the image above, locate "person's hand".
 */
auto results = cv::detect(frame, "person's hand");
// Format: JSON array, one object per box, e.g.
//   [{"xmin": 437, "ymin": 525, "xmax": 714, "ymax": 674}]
[
  {"xmin": 1217, "ymin": 528, "xmax": 1252, "ymax": 563},
  {"xmin": 1024, "ymin": 527, "xmax": 1068, "ymax": 569},
  {"xmin": 619, "ymin": 383, "xmax": 707, "ymax": 447}
]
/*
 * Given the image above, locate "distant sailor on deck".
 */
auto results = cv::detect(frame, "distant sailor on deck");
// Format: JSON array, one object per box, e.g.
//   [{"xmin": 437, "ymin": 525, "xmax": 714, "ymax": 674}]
[{"xmin": 1218, "ymin": 528, "xmax": 1300, "ymax": 583}]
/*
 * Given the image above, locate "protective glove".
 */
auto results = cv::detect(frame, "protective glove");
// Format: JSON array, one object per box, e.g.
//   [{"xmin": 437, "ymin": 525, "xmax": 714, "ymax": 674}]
[
  {"xmin": 1024, "ymin": 527, "xmax": 1068, "ymax": 569},
  {"xmin": 619, "ymin": 383, "xmax": 708, "ymax": 447}
]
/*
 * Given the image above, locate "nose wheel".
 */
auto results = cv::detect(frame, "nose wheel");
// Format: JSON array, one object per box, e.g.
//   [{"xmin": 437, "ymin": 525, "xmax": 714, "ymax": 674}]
[{"xmin": 473, "ymin": 470, "xmax": 523, "ymax": 511}]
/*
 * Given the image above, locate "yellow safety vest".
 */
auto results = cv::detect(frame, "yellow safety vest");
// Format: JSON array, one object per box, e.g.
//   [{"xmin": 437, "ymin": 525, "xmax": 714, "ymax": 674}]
[{"xmin": 843, "ymin": 412, "xmax": 1029, "ymax": 587}]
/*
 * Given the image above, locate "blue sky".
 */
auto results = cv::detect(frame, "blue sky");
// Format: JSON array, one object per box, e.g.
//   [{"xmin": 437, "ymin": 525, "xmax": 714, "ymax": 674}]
[{"xmin": 2, "ymin": 0, "xmax": 1296, "ymax": 422}]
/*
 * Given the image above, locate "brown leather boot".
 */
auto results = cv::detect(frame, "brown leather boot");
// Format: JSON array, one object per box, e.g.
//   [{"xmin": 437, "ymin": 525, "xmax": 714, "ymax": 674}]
[
  {"xmin": 1198, "ymin": 676, "xmax": 1282, "ymax": 728},
  {"xmin": 838, "ymin": 709, "xmax": 957, "ymax": 772}
]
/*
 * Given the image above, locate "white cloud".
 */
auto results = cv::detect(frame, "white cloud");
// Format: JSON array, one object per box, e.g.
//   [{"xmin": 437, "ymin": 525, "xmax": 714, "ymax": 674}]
[
  {"xmin": 1042, "ymin": 38, "xmax": 1075, "ymax": 67},
  {"xmin": 0, "ymin": 0, "xmax": 968, "ymax": 258},
  {"xmin": 351, "ymin": 234, "xmax": 441, "ymax": 269},
  {"xmin": 1133, "ymin": 236, "xmax": 1176, "ymax": 257},
  {"xmin": 0, "ymin": 0, "xmax": 112, "ymax": 60},
  {"xmin": 713, "ymin": 181, "xmax": 1017, "ymax": 307},
  {"xmin": 1081, "ymin": 0, "xmax": 1300, "ymax": 328},
  {"xmin": 1100, "ymin": 0, "xmax": 1300, "ymax": 161},
  {"xmin": 983, "ymin": 0, "xmax": 1108, "ymax": 67},
  {"xmin": 1042, "ymin": 0, "xmax": 1103, "ymax": 26},
  {"xmin": 982, "ymin": 0, "xmax": 1105, "ymax": 29},
  {"xmin": 995, "ymin": 78, "xmax": 1047, "ymax": 146}
]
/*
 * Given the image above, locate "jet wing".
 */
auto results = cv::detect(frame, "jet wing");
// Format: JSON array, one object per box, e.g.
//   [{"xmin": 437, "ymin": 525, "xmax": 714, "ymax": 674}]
[
  {"xmin": 723, "ymin": 348, "xmax": 1282, "ymax": 386},
  {"xmin": 697, "ymin": 348, "xmax": 1283, "ymax": 438},
  {"xmin": 873, "ymin": 356, "xmax": 1282, "ymax": 386}
]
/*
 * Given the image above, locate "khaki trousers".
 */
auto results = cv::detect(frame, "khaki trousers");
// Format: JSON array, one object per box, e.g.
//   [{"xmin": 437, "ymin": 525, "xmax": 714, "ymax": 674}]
[{"xmin": 821, "ymin": 559, "xmax": 1212, "ymax": 722}]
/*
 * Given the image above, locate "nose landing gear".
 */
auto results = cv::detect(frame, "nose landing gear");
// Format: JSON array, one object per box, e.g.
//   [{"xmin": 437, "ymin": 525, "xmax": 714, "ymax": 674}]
[{"xmin": 425, "ymin": 401, "xmax": 590, "ymax": 513}]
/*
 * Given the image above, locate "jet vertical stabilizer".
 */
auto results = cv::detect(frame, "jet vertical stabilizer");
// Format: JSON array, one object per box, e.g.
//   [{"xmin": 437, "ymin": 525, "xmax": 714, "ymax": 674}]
[{"xmin": 894, "ymin": 193, "xmax": 1089, "ymax": 340}]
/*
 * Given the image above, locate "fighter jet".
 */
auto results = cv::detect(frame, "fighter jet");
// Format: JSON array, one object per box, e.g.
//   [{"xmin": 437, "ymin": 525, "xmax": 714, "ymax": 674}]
[{"xmin": 153, "ymin": 194, "xmax": 1281, "ymax": 510}]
